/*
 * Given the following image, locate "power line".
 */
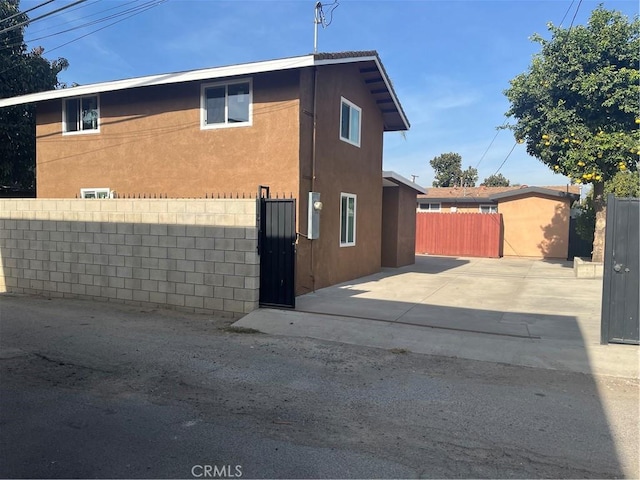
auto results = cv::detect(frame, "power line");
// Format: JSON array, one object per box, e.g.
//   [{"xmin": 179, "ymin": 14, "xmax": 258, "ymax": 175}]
[
  {"xmin": 0, "ymin": 0, "xmax": 57, "ymax": 26},
  {"xmin": 25, "ymin": 0, "xmax": 134, "ymax": 37},
  {"xmin": 42, "ymin": 0, "xmax": 167, "ymax": 55},
  {"xmin": 26, "ymin": 0, "xmax": 162, "ymax": 44},
  {"xmin": 559, "ymin": 0, "xmax": 575, "ymax": 26},
  {"xmin": 0, "ymin": 0, "xmax": 89, "ymax": 35},
  {"xmin": 492, "ymin": 142, "xmax": 518, "ymax": 176},
  {"xmin": 0, "ymin": 0, "xmax": 167, "ymax": 77},
  {"xmin": 475, "ymin": 121, "xmax": 509, "ymax": 170},
  {"xmin": 568, "ymin": 0, "xmax": 583, "ymax": 30}
]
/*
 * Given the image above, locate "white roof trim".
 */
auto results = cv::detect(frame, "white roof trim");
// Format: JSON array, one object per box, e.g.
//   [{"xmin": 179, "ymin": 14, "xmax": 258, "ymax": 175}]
[
  {"xmin": 0, "ymin": 52, "xmax": 409, "ymax": 131},
  {"xmin": 0, "ymin": 55, "xmax": 316, "ymax": 108},
  {"xmin": 383, "ymin": 171, "xmax": 425, "ymax": 194}
]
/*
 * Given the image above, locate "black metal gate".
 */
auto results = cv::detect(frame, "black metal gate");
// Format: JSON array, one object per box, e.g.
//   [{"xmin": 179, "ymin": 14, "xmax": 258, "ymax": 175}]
[
  {"xmin": 601, "ymin": 194, "xmax": 639, "ymax": 345},
  {"xmin": 568, "ymin": 217, "xmax": 593, "ymax": 260},
  {"xmin": 258, "ymin": 188, "xmax": 296, "ymax": 309}
]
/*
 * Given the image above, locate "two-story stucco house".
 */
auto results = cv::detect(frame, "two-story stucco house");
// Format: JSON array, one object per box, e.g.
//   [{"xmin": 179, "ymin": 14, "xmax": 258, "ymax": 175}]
[{"xmin": 0, "ymin": 51, "xmax": 412, "ymax": 296}]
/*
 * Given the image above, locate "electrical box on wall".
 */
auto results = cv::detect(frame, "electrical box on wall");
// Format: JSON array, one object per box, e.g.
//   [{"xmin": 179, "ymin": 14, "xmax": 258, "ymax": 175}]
[{"xmin": 308, "ymin": 192, "xmax": 321, "ymax": 240}]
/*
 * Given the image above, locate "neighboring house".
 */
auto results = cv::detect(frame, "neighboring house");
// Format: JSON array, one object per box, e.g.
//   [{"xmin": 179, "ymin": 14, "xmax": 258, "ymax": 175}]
[
  {"xmin": 417, "ymin": 185, "xmax": 580, "ymax": 259},
  {"xmin": 0, "ymin": 51, "xmax": 411, "ymax": 295}
]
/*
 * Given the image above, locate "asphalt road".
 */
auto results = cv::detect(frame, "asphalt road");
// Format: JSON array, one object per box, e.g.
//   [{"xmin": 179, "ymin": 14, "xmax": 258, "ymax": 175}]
[{"xmin": 0, "ymin": 294, "xmax": 638, "ymax": 479}]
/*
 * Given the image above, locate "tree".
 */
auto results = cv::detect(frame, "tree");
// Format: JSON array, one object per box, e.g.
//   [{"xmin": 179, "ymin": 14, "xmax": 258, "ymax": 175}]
[
  {"xmin": 481, "ymin": 173, "xmax": 510, "ymax": 187},
  {"xmin": 0, "ymin": 0, "xmax": 68, "ymax": 191},
  {"xmin": 430, "ymin": 152, "xmax": 478, "ymax": 187},
  {"xmin": 604, "ymin": 170, "xmax": 640, "ymax": 198},
  {"xmin": 504, "ymin": 6, "xmax": 639, "ymax": 262},
  {"xmin": 576, "ymin": 169, "xmax": 640, "ymax": 246}
]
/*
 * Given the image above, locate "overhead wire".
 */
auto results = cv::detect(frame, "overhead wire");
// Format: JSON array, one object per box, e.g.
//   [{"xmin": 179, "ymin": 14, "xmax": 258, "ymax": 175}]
[
  {"xmin": 559, "ymin": 0, "xmax": 576, "ymax": 26},
  {"xmin": 0, "ymin": 0, "xmax": 89, "ymax": 35},
  {"xmin": 568, "ymin": 0, "xmax": 583, "ymax": 30},
  {"xmin": 26, "ymin": 0, "xmax": 163, "ymax": 44},
  {"xmin": 25, "ymin": 0, "xmax": 140, "ymax": 38},
  {"xmin": 473, "ymin": 0, "xmax": 584, "ymax": 183},
  {"xmin": 0, "ymin": 0, "xmax": 57, "ymax": 26},
  {"xmin": 0, "ymin": 0, "xmax": 166, "ymax": 76},
  {"xmin": 33, "ymin": 0, "xmax": 167, "ymax": 55}
]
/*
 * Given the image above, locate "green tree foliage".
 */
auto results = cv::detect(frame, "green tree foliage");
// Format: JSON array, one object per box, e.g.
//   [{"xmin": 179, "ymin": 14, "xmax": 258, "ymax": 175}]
[
  {"xmin": 481, "ymin": 173, "xmax": 510, "ymax": 187},
  {"xmin": 604, "ymin": 170, "xmax": 640, "ymax": 197},
  {"xmin": 504, "ymin": 7, "xmax": 639, "ymax": 261},
  {"xmin": 0, "ymin": 0, "xmax": 68, "ymax": 190},
  {"xmin": 430, "ymin": 152, "xmax": 478, "ymax": 187},
  {"xmin": 576, "ymin": 171, "xmax": 639, "ymax": 243}
]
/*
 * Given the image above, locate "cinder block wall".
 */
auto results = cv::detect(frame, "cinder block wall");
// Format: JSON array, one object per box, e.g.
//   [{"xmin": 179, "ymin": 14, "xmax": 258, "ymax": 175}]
[{"xmin": 0, "ymin": 199, "xmax": 258, "ymax": 317}]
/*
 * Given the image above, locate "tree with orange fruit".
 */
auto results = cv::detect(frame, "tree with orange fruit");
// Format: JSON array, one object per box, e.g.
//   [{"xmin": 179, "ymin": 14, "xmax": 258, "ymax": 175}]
[{"xmin": 504, "ymin": 6, "xmax": 639, "ymax": 262}]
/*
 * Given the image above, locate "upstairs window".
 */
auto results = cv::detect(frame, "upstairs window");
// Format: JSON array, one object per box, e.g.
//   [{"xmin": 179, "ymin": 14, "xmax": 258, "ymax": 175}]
[
  {"xmin": 201, "ymin": 80, "xmax": 252, "ymax": 129},
  {"xmin": 63, "ymin": 95, "xmax": 99, "ymax": 134},
  {"xmin": 340, "ymin": 97, "xmax": 361, "ymax": 147}
]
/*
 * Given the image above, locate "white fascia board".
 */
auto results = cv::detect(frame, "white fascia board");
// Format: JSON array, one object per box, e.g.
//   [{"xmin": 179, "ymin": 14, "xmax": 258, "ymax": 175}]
[
  {"xmin": 383, "ymin": 171, "xmax": 425, "ymax": 193},
  {"xmin": 315, "ymin": 56, "xmax": 409, "ymax": 131},
  {"xmin": 0, "ymin": 55, "xmax": 315, "ymax": 108}
]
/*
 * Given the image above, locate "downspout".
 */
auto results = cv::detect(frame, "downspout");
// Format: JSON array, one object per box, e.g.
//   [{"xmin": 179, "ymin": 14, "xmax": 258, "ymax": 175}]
[{"xmin": 310, "ymin": 66, "xmax": 318, "ymax": 292}]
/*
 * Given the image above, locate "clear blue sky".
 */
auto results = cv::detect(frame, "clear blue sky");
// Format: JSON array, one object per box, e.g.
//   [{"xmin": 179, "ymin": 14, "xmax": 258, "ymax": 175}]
[{"xmin": 19, "ymin": 0, "xmax": 639, "ymax": 188}]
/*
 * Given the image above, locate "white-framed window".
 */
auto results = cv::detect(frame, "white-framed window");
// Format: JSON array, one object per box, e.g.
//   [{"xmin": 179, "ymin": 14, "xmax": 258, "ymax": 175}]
[
  {"xmin": 479, "ymin": 204, "xmax": 498, "ymax": 214},
  {"xmin": 63, "ymin": 95, "xmax": 99, "ymax": 134},
  {"xmin": 340, "ymin": 193, "xmax": 356, "ymax": 247},
  {"xmin": 339, "ymin": 97, "xmax": 361, "ymax": 147},
  {"xmin": 80, "ymin": 188, "xmax": 111, "ymax": 199},
  {"xmin": 201, "ymin": 79, "xmax": 252, "ymax": 129},
  {"xmin": 417, "ymin": 202, "xmax": 441, "ymax": 212}
]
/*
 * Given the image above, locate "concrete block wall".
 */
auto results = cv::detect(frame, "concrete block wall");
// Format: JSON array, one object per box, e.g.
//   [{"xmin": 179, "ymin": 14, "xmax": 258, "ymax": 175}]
[{"xmin": 0, "ymin": 199, "xmax": 259, "ymax": 317}]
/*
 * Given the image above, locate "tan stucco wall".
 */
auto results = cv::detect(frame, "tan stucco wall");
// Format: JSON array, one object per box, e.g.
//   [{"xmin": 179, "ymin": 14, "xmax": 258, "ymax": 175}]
[
  {"xmin": 35, "ymin": 64, "xmax": 388, "ymax": 295},
  {"xmin": 381, "ymin": 187, "xmax": 399, "ymax": 267},
  {"xmin": 36, "ymin": 70, "xmax": 301, "ymax": 198},
  {"xmin": 382, "ymin": 185, "xmax": 417, "ymax": 267},
  {"xmin": 498, "ymin": 195, "xmax": 571, "ymax": 259},
  {"xmin": 296, "ymin": 63, "xmax": 384, "ymax": 292}
]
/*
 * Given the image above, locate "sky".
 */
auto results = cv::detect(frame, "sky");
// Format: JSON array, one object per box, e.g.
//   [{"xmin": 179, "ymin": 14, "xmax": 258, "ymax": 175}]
[{"xmin": 16, "ymin": 0, "xmax": 640, "ymax": 188}]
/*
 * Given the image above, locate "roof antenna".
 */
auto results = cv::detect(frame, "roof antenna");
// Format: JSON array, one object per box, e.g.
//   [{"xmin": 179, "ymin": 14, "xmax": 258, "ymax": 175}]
[{"xmin": 314, "ymin": 0, "xmax": 339, "ymax": 53}]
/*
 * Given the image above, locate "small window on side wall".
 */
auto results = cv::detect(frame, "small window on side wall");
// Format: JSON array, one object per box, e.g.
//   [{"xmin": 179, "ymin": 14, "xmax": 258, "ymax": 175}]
[
  {"xmin": 81, "ymin": 188, "xmax": 111, "ymax": 199},
  {"xmin": 479, "ymin": 204, "xmax": 498, "ymax": 214},
  {"xmin": 340, "ymin": 193, "xmax": 356, "ymax": 247},
  {"xmin": 340, "ymin": 97, "xmax": 361, "ymax": 147},
  {"xmin": 417, "ymin": 203, "xmax": 441, "ymax": 212},
  {"xmin": 64, "ymin": 95, "xmax": 99, "ymax": 134}
]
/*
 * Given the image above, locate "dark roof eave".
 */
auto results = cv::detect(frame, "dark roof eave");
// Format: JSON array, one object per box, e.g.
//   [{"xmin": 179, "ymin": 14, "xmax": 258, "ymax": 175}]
[
  {"xmin": 489, "ymin": 187, "xmax": 580, "ymax": 201},
  {"xmin": 418, "ymin": 197, "xmax": 494, "ymax": 204}
]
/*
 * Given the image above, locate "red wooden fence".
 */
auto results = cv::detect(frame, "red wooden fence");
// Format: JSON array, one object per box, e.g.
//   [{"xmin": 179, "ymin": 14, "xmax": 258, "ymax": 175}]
[{"xmin": 415, "ymin": 212, "xmax": 502, "ymax": 258}]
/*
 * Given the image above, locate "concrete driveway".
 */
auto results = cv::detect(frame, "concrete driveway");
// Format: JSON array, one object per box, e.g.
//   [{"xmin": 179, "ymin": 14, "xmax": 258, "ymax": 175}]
[{"xmin": 235, "ymin": 255, "xmax": 639, "ymax": 378}]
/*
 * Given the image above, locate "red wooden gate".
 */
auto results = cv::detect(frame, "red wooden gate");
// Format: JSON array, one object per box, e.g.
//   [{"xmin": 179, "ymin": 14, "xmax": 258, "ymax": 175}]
[{"xmin": 416, "ymin": 213, "xmax": 502, "ymax": 258}]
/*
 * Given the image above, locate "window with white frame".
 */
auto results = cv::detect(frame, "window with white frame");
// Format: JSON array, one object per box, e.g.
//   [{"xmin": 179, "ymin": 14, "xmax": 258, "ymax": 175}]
[
  {"xmin": 340, "ymin": 97, "xmax": 361, "ymax": 147},
  {"xmin": 63, "ymin": 95, "xmax": 99, "ymax": 134},
  {"xmin": 417, "ymin": 202, "xmax": 441, "ymax": 212},
  {"xmin": 201, "ymin": 79, "xmax": 252, "ymax": 129},
  {"xmin": 340, "ymin": 193, "xmax": 356, "ymax": 247},
  {"xmin": 80, "ymin": 188, "xmax": 111, "ymax": 199},
  {"xmin": 479, "ymin": 204, "xmax": 498, "ymax": 214}
]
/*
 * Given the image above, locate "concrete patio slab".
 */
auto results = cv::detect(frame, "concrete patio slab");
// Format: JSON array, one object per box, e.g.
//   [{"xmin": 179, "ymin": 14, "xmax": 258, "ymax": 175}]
[{"xmin": 234, "ymin": 256, "xmax": 639, "ymax": 378}]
